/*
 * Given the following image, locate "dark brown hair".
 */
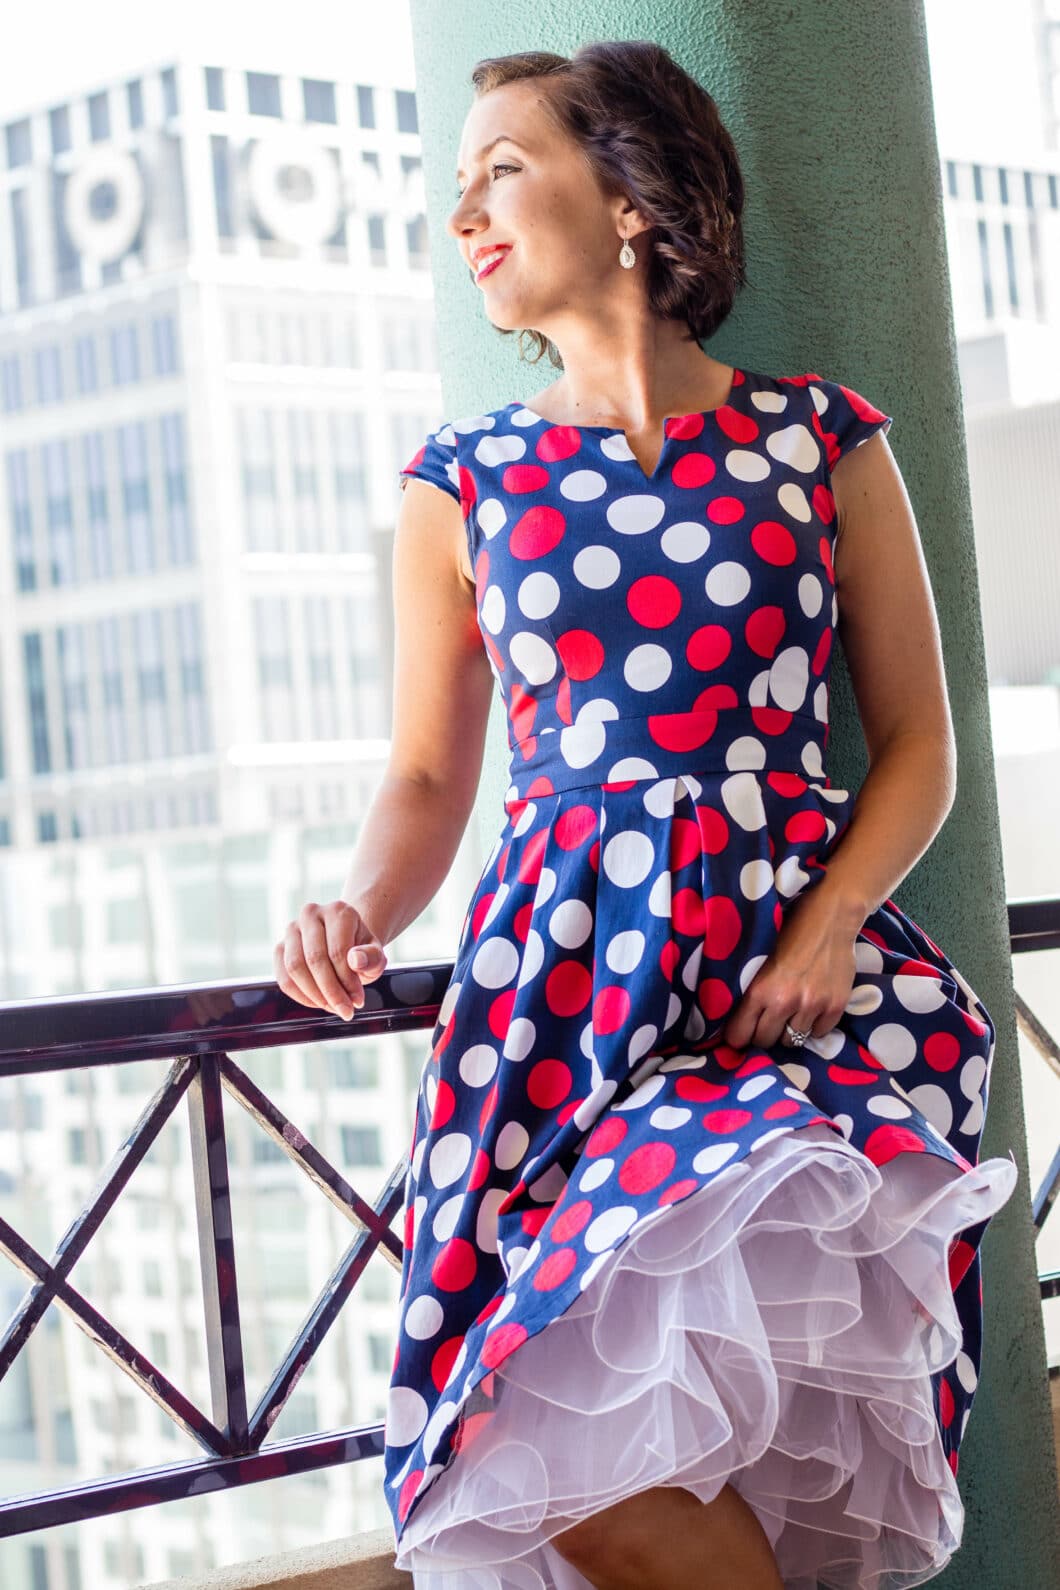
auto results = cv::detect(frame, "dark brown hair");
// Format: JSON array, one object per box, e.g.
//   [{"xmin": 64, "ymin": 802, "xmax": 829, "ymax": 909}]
[{"xmin": 468, "ymin": 40, "xmax": 747, "ymax": 367}]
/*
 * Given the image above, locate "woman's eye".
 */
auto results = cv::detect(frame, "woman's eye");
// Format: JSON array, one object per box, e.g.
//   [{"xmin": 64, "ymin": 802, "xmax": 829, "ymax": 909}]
[{"xmin": 455, "ymin": 163, "xmax": 518, "ymax": 199}]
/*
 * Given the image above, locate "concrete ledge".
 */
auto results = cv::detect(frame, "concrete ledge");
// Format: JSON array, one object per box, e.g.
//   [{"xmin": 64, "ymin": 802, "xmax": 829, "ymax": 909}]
[{"xmin": 138, "ymin": 1527, "xmax": 410, "ymax": 1589}]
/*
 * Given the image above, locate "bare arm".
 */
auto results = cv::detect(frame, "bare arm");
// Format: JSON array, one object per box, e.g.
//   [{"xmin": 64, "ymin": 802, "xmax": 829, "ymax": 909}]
[
  {"xmin": 813, "ymin": 429, "xmax": 957, "ymax": 928},
  {"xmin": 341, "ymin": 478, "xmax": 496, "ymax": 947}
]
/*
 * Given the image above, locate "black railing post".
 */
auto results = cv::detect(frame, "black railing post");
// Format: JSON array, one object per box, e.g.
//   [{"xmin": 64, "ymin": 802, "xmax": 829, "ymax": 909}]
[{"xmin": 187, "ymin": 1053, "xmax": 249, "ymax": 1449}]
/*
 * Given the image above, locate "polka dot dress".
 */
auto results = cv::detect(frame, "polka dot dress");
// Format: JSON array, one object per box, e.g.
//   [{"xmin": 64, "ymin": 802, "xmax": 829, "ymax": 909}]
[{"xmin": 387, "ymin": 369, "xmax": 1017, "ymax": 1589}]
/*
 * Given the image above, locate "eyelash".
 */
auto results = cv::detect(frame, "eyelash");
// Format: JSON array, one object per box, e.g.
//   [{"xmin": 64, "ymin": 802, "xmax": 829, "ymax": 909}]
[{"xmin": 455, "ymin": 162, "xmax": 518, "ymax": 199}]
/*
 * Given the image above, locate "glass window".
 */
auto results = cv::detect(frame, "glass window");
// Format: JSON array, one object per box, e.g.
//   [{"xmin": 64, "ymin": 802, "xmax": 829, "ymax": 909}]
[
  {"xmin": 111, "ymin": 323, "xmax": 141, "ymax": 385},
  {"xmin": 127, "ymin": 79, "xmax": 144, "ymax": 130},
  {"xmin": 239, "ymin": 409, "xmax": 279, "ymax": 550},
  {"xmin": 88, "ymin": 92, "xmax": 110, "ymax": 142},
  {"xmin": 34, "ymin": 345, "xmax": 63, "ymax": 405},
  {"xmin": 75, "ymin": 334, "xmax": 98, "ymax": 394},
  {"xmin": 205, "ymin": 67, "xmax": 225, "ymax": 112},
  {"xmin": 83, "ymin": 432, "xmax": 113, "ymax": 579},
  {"xmin": 1, "ymin": 354, "xmax": 23, "ymax": 412},
  {"xmin": 118, "ymin": 421, "xmax": 153, "ymax": 573},
  {"xmin": 8, "ymin": 450, "xmax": 35, "ymax": 591},
  {"xmin": 303, "ymin": 78, "xmax": 336, "ymax": 124},
  {"xmin": 43, "ymin": 438, "xmax": 74, "ymax": 586},
  {"xmin": 356, "ymin": 84, "xmax": 375, "ymax": 129},
  {"xmin": 211, "ymin": 135, "xmax": 233, "ymax": 239},
  {"xmin": 160, "ymin": 412, "xmax": 192, "ymax": 563},
  {"xmin": 367, "ymin": 213, "xmax": 386, "ymax": 265},
  {"xmin": 6, "ymin": 119, "xmax": 31, "ymax": 169},
  {"xmin": 341, "ymin": 1124, "xmax": 382, "ymax": 1165},
  {"xmin": 394, "ymin": 89, "xmax": 418, "ymax": 135},
  {"xmin": 11, "ymin": 189, "xmax": 31, "ymax": 306},
  {"xmin": 161, "ymin": 67, "xmax": 179, "ymax": 119},
  {"xmin": 151, "ymin": 313, "xmax": 179, "ymax": 376},
  {"xmin": 49, "ymin": 105, "xmax": 71, "ymax": 155},
  {"xmin": 37, "ymin": 812, "xmax": 58, "ymax": 843},
  {"xmin": 247, "ymin": 71, "xmax": 282, "ymax": 117}
]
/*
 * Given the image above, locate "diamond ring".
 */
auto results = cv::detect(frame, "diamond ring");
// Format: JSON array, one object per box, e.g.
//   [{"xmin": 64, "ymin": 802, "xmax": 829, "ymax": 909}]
[{"xmin": 783, "ymin": 1021, "xmax": 812, "ymax": 1047}]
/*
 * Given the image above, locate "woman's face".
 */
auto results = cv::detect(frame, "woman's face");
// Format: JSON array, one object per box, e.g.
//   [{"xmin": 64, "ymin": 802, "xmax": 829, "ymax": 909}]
[{"xmin": 448, "ymin": 80, "xmax": 633, "ymax": 333}]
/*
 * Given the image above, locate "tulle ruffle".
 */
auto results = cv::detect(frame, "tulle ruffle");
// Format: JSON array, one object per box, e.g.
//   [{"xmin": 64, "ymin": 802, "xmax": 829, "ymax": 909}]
[{"xmin": 393, "ymin": 1122, "xmax": 1017, "ymax": 1590}]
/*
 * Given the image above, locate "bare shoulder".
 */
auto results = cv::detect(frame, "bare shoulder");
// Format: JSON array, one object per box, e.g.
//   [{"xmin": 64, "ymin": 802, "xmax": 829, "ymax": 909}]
[{"xmin": 399, "ymin": 474, "xmax": 475, "ymax": 589}]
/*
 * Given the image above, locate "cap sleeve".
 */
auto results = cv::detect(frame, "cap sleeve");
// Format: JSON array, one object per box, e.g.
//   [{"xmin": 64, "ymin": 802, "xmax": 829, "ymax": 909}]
[
  {"xmin": 806, "ymin": 375, "xmax": 893, "ymax": 471},
  {"xmin": 398, "ymin": 421, "xmax": 461, "ymax": 503}
]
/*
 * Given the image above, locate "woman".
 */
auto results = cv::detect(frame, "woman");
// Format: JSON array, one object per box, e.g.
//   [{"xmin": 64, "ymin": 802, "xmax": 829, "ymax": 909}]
[{"xmin": 275, "ymin": 39, "xmax": 1017, "ymax": 1590}]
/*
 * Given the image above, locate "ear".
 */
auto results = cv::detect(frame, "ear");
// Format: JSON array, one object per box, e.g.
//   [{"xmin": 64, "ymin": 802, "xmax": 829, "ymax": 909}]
[{"xmin": 612, "ymin": 196, "xmax": 652, "ymax": 241}]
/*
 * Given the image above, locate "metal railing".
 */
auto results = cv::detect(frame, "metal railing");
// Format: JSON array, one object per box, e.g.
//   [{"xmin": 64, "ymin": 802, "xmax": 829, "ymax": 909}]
[{"xmin": 0, "ymin": 896, "xmax": 1056, "ymax": 1536}]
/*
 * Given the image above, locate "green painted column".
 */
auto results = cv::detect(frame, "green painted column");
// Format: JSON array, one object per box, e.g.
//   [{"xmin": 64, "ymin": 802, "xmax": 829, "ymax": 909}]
[{"xmin": 406, "ymin": 4, "xmax": 1060, "ymax": 1583}]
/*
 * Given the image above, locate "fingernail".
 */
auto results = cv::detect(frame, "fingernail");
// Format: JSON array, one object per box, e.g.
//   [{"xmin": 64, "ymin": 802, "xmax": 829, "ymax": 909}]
[
  {"xmin": 337, "ymin": 1004, "xmax": 353, "ymax": 1020},
  {"xmin": 351, "ymin": 948, "xmax": 367, "ymax": 966}
]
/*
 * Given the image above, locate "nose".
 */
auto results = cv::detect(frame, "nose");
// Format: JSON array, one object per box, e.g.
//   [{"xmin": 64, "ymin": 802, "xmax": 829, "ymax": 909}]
[{"xmin": 446, "ymin": 190, "xmax": 483, "ymax": 245}]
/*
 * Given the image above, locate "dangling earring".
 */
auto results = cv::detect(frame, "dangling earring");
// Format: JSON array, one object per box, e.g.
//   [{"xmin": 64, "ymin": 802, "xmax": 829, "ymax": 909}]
[{"xmin": 618, "ymin": 233, "xmax": 636, "ymax": 269}]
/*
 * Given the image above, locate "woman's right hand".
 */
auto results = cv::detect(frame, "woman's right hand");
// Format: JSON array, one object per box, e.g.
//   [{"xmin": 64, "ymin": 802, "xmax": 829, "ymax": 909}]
[{"xmin": 274, "ymin": 901, "xmax": 388, "ymax": 1021}]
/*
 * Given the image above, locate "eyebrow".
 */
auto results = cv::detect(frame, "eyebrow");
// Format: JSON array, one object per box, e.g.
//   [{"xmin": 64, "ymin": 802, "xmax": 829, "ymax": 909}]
[{"xmin": 456, "ymin": 136, "xmax": 525, "ymax": 180}]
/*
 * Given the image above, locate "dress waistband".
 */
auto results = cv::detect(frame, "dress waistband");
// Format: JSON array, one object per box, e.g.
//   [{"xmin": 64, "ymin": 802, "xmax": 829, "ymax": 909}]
[{"xmin": 506, "ymin": 706, "xmax": 830, "ymax": 797}]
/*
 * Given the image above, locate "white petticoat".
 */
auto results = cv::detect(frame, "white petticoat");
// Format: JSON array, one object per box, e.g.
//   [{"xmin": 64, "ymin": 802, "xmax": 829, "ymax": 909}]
[{"xmin": 392, "ymin": 1122, "xmax": 1018, "ymax": 1590}]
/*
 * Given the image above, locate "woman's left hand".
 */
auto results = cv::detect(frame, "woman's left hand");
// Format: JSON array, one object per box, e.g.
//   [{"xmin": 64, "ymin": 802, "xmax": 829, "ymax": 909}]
[{"xmin": 720, "ymin": 887, "xmax": 860, "ymax": 1051}]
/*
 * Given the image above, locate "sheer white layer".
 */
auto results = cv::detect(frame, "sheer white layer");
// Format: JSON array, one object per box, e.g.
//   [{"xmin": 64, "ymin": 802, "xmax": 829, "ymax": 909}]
[{"xmin": 392, "ymin": 1122, "xmax": 1018, "ymax": 1590}]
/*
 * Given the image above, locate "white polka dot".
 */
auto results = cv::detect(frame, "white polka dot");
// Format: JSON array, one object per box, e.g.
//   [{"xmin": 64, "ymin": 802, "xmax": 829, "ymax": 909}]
[
  {"xmin": 766, "ymin": 423, "xmax": 820, "ymax": 473},
  {"xmin": 726, "ymin": 736, "xmax": 766, "ymax": 771},
  {"xmin": 866, "ymin": 1094, "xmax": 913, "ymax": 1120},
  {"xmin": 779, "ymin": 1062, "xmax": 811, "ymax": 1092},
  {"xmin": 798, "ymin": 574, "xmax": 823, "ymax": 616},
  {"xmin": 422, "ymin": 1399, "xmax": 459, "ymax": 1463},
  {"xmin": 495, "ymin": 1120, "xmax": 530, "ymax": 1171},
  {"xmin": 629, "ymin": 1024, "xmax": 658, "ymax": 1063},
  {"xmin": 643, "ymin": 778, "xmax": 679, "ymax": 819},
  {"xmin": 832, "ymin": 1113, "xmax": 855, "ymax": 1140},
  {"xmin": 845, "ymin": 983, "xmax": 883, "ymax": 1015},
  {"xmin": 480, "ymin": 585, "xmax": 505, "ymax": 634},
  {"xmin": 459, "ymin": 1044, "xmax": 499, "ymax": 1087},
  {"xmin": 584, "ymin": 1205, "xmax": 639, "ymax": 1252},
  {"xmin": 606, "ymin": 495, "xmax": 666, "ymax": 535},
  {"xmin": 561, "ymin": 716, "xmax": 607, "ymax": 769},
  {"xmin": 737, "ymin": 1074, "xmax": 777, "ymax": 1101},
  {"xmin": 476, "ymin": 1186, "xmax": 505, "ymax": 1255},
  {"xmin": 705, "ymin": 561, "xmax": 751, "ymax": 606},
  {"xmin": 955, "ymin": 1350, "xmax": 978, "ymax": 1393},
  {"xmin": 429, "ymin": 1132, "xmax": 472, "ymax": 1188},
  {"xmin": 693, "ymin": 1142, "xmax": 741, "ymax": 1174},
  {"xmin": 740, "ymin": 859, "xmax": 774, "ymax": 900},
  {"xmin": 602, "ymin": 830, "xmax": 655, "ymax": 887},
  {"xmin": 475, "ymin": 433, "xmax": 526, "ymax": 467},
  {"xmin": 574, "ymin": 545, "xmax": 621, "ymax": 589},
  {"xmin": 386, "ymin": 1386, "xmax": 429, "ymax": 1446},
  {"xmin": 606, "ymin": 929, "xmax": 645, "ymax": 974},
  {"xmin": 614, "ymin": 1074, "xmax": 666, "ymax": 1112},
  {"xmin": 509, "ymin": 631, "xmax": 557, "ymax": 686},
  {"xmin": 867, "ymin": 1022, "xmax": 918, "ymax": 1072},
  {"xmin": 769, "ymin": 647, "xmax": 810, "ymax": 711},
  {"xmin": 432, "ymin": 1192, "xmax": 465, "ymax": 1239},
  {"xmin": 905, "ymin": 1082, "xmax": 954, "ymax": 1137},
  {"xmin": 579, "ymin": 1156, "xmax": 614, "ymax": 1191},
  {"xmin": 893, "ymin": 974, "xmax": 947, "ymax": 1013},
  {"xmin": 517, "ymin": 929, "xmax": 545, "ymax": 988},
  {"xmin": 503, "ymin": 1018, "xmax": 536, "ymax": 1062},
  {"xmin": 725, "ymin": 449, "xmax": 771, "ymax": 482},
  {"xmin": 660, "ymin": 521, "xmax": 711, "ymax": 562},
  {"xmin": 550, "ymin": 898, "xmax": 593, "ymax": 948},
  {"xmin": 752, "ymin": 390, "xmax": 788, "ymax": 414},
  {"xmin": 471, "ymin": 937, "xmax": 519, "ymax": 989},
  {"xmin": 403, "ymin": 1294, "xmax": 444, "ymax": 1340},
  {"xmin": 778, "ymin": 482, "xmax": 811, "ymax": 522},
  {"xmin": 648, "ymin": 870, "xmax": 671, "ymax": 916},
  {"xmin": 476, "ymin": 498, "xmax": 507, "ymax": 539},
  {"xmin": 560, "ymin": 469, "xmax": 608, "ymax": 501},
  {"xmin": 518, "ymin": 571, "xmax": 560, "ymax": 619},
  {"xmin": 625, "ymin": 644, "xmax": 672, "ymax": 692},
  {"xmin": 721, "ymin": 771, "xmax": 767, "ymax": 831},
  {"xmin": 609, "ymin": 755, "xmax": 659, "ymax": 783},
  {"xmin": 774, "ymin": 855, "xmax": 811, "ymax": 897},
  {"xmin": 650, "ymin": 1105, "xmax": 692, "ymax": 1130}
]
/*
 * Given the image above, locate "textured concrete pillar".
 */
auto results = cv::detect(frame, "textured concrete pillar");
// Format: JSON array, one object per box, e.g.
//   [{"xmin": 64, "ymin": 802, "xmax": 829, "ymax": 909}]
[{"xmin": 406, "ymin": 5, "xmax": 1060, "ymax": 1583}]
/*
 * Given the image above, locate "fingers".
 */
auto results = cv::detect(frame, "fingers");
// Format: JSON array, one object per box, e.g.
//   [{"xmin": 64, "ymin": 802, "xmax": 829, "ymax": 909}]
[{"xmin": 273, "ymin": 903, "xmax": 388, "ymax": 1021}]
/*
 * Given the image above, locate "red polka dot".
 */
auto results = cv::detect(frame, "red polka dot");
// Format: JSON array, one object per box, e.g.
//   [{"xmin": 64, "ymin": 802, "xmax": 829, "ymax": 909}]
[
  {"xmin": 924, "ymin": 1032, "xmax": 961, "ymax": 1071},
  {"xmin": 518, "ymin": 828, "xmax": 548, "ymax": 886},
  {"xmin": 585, "ymin": 1116, "xmax": 628, "ymax": 1156},
  {"xmin": 481, "ymin": 1321, "xmax": 529, "ymax": 1369},
  {"xmin": 767, "ymin": 772, "xmax": 809, "ymax": 797},
  {"xmin": 451, "ymin": 1410, "xmax": 493, "ymax": 1453},
  {"xmin": 527, "ymin": 1058, "xmax": 573, "ymax": 1108},
  {"xmin": 697, "ymin": 807, "xmax": 730, "ymax": 854},
  {"xmin": 687, "ymin": 625, "xmax": 731, "ymax": 671},
  {"xmin": 618, "ymin": 1141, "xmax": 678, "ymax": 1194},
  {"xmin": 533, "ymin": 1247, "xmax": 578, "ymax": 1290},
  {"xmin": 667, "ymin": 413, "xmax": 705, "ymax": 440},
  {"xmin": 812, "ymin": 482, "xmax": 836, "ymax": 525},
  {"xmin": 675, "ymin": 1075, "xmax": 730, "ymax": 1103},
  {"xmin": 672, "ymin": 886, "xmax": 706, "ymax": 937},
  {"xmin": 397, "ymin": 1469, "xmax": 424, "ymax": 1522},
  {"xmin": 432, "ymin": 1238, "xmax": 478, "ymax": 1292},
  {"xmin": 939, "ymin": 1377, "xmax": 955, "ymax": 1428},
  {"xmin": 551, "ymin": 1199, "xmax": 593, "ymax": 1242},
  {"xmin": 785, "ymin": 809, "xmax": 827, "ymax": 843},
  {"xmin": 503, "ymin": 463, "xmax": 551, "ymax": 494},
  {"xmin": 659, "ymin": 1177, "xmax": 699, "ymax": 1205},
  {"xmin": 546, "ymin": 961, "xmax": 593, "ymax": 1017},
  {"xmin": 468, "ymin": 1147, "xmax": 491, "ymax": 1190},
  {"xmin": 478, "ymin": 1081, "xmax": 499, "ymax": 1132},
  {"xmin": 745, "ymin": 606, "xmax": 786, "ymax": 658},
  {"xmin": 521, "ymin": 1205, "xmax": 550, "ymax": 1237},
  {"xmin": 554, "ymin": 805, "xmax": 597, "ymax": 848},
  {"xmin": 671, "ymin": 816, "xmax": 703, "ymax": 867},
  {"xmin": 537, "ymin": 426, "xmax": 583, "ymax": 462},
  {"xmin": 698, "ymin": 978, "xmax": 734, "ymax": 1019},
  {"xmin": 716, "ymin": 406, "xmax": 760, "ymax": 445},
  {"xmin": 430, "ymin": 1079, "xmax": 456, "ymax": 1131},
  {"xmin": 509, "ymin": 505, "xmax": 566, "ymax": 559},
  {"xmin": 703, "ymin": 1108, "xmax": 753, "ymax": 1133},
  {"xmin": 671, "ymin": 452, "xmax": 716, "ymax": 489},
  {"xmin": 827, "ymin": 1066, "xmax": 878, "ymax": 1086},
  {"xmin": 764, "ymin": 1099, "xmax": 801, "ymax": 1119},
  {"xmin": 556, "ymin": 629, "xmax": 605, "ymax": 679},
  {"xmin": 949, "ymin": 1238, "xmax": 976, "ymax": 1290},
  {"xmin": 706, "ymin": 495, "xmax": 745, "ymax": 524},
  {"xmin": 430, "ymin": 1335, "xmax": 464, "ymax": 1392},
  {"xmin": 628, "ymin": 575, "xmax": 682, "ymax": 628},
  {"xmin": 751, "ymin": 705, "xmax": 793, "ymax": 736},
  {"xmin": 593, "ymin": 985, "xmax": 631, "ymax": 1034},
  {"xmin": 750, "ymin": 521, "xmax": 797, "ymax": 565},
  {"xmin": 487, "ymin": 991, "xmax": 515, "ymax": 1042},
  {"xmin": 648, "ymin": 708, "xmax": 718, "ymax": 753},
  {"xmin": 704, "ymin": 895, "xmax": 743, "ymax": 959},
  {"xmin": 863, "ymin": 1123, "xmax": 926, "ymax": 1166}
]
